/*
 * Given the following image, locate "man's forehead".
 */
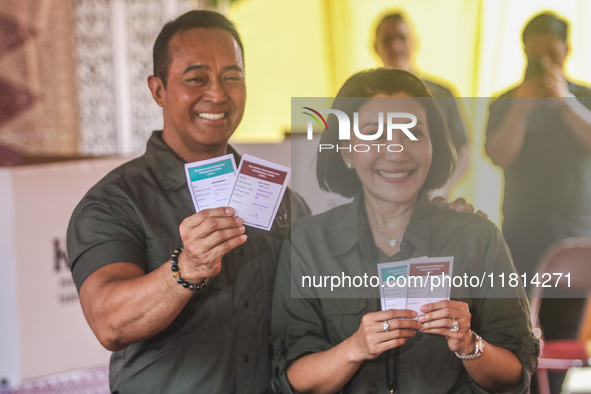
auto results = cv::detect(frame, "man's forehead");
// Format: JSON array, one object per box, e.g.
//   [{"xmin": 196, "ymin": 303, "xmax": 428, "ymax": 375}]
[
  {"xmin": 524, "ymin": 33, "xmax": 566, "ymax": 49},
  {"xmin": 168, "ymin": 27, "xmax": 242, "ymax": 61},
  {"xmin": 378, "ymin": 19, "xmax": 410, "ymax": 36}
]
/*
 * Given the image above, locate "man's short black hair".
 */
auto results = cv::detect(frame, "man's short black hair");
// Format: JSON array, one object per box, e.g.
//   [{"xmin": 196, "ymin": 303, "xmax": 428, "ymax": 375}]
[
  {"xmin": 316, "ymin": 68, "xmax": 456, "ymax": 198},
  {"xmin": 153, "ymin": 10, "xmax": 244, "ymax": 87},
  {"xmin": 522, "ymin": 12, "xmax": 568, "ymax": 44}
]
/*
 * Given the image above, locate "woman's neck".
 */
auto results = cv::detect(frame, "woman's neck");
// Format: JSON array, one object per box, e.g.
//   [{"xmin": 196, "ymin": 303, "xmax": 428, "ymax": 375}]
[
  {"xmin": 363, "ymin": 194, "xmax": 417, "ymax": 257},
  {"xmin": 364, "ymin": 196, "xmax": 415, "ymax": 233}
]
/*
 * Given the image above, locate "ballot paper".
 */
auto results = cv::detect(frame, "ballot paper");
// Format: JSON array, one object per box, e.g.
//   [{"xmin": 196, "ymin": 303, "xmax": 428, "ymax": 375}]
[
  {"xmin": 228, "ymin": 154, "xmax": 291, "ymax": 231},
  {"xmin": 377, "ymin": 256, "xmax": 454, "ymax": 317},
  {"xmin": 184, "ymin": 154, "xmax": 237, "ymax": 211}
]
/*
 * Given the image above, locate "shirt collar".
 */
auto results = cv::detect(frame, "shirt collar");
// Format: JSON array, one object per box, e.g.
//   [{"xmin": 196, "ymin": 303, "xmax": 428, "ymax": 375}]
[
  {"xmin": 401, "ymin": 192, "xmax": 433, "ymax": 257},
  {"xmin": 327, "ymin": 191, "xmax": 434, "ymax": 259},
  {"xmin": 324, "ymin": 194, "xmax": 362, "ymax": 255},
  {"xmin": 144, "ymin": 130, "xmax": 241, "ymax": 191}
]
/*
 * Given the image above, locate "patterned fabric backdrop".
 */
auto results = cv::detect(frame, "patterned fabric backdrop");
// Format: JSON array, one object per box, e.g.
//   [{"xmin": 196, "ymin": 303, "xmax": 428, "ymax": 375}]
[
  {"xmin": 73, "ymin": 0, "xmax": 118, "ymax": 155},
  {"xmin": 0, "ymin": 0, "xmax": 79, "ymax": 154},
  {"xmin": 74, "ymin": 0, "xmax": 194, "ymax": 155},
  {"xmin": 0, "ymin": 0, "xmax": 199, "ymax": 156}
]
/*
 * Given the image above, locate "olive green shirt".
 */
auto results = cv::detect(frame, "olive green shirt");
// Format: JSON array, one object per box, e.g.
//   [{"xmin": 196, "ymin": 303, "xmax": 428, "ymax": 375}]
[
  {"xmin": 271, "ymin": 193, "xmax": 538, "ymax": 393},
  {"xmin": 68, "ymin": 131, "xmax": 309, "ymax": 394}
]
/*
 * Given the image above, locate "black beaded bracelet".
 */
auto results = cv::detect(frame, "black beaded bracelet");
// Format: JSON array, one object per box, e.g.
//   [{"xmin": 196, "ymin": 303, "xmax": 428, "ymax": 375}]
[{"xmin": 170, "ymin": 248, "xmax": 209, "ymax": 291}]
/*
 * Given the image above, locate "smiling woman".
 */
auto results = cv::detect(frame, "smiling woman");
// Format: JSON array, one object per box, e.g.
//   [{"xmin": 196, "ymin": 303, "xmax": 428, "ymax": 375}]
[
  {"xmin": 340, "ymin": 94, "xmax": 433, "ymax": 210},
  {"xmin": 271, "ymin": 68, "xmax": 539, "ymax": 393},
  {"xmin": 317, "ymin": 69, "xmax": 455, "ymax": 200}
]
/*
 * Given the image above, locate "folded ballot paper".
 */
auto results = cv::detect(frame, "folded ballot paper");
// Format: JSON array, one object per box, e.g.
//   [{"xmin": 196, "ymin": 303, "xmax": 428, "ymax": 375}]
[
  {"xmin": 185, "ymin": 154, "xmax": 291, "ymax": 231},
  {"xmin": 377, "ymin": 256, "xmax": 454, "ymax": 317}
]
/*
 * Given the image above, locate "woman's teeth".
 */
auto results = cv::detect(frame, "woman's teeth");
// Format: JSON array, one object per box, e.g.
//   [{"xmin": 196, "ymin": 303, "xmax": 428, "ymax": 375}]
[{"xmin": 378, "ymin": 171, "xmax": 410, "ymax": 179}]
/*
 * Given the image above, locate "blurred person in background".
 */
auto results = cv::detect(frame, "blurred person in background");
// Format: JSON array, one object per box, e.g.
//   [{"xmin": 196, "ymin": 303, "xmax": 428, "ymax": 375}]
[
  {"xmin": 485, "ymin": 11, "xmax": 591, "ymax": 392},
  {"xmin": 373, "ymin": 11, "xmax": 471, "ymax": 200}
]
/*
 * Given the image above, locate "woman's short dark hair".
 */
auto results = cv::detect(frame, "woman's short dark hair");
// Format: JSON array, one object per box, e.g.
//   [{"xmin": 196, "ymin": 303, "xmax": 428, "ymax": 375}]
[
  {"xmin": 317, "ymin": 68, "xmax": 456, "ymax": 198},
  {"xmin": 153, "ymin": 10, "xmax": 244, "ymax": 87}
]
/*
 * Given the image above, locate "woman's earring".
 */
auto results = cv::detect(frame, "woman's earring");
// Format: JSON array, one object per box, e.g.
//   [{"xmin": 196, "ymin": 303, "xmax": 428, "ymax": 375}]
[{"xmin": 346, "ymin": 162, "xmax": 353, "ymax": 169}]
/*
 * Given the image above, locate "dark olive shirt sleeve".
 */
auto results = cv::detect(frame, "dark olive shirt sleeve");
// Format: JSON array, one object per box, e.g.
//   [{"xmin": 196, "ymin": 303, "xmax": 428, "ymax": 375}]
[
  {"xmin": 464, "ymin": 222, "xmax": 539, "ymax": 394},
  {"xmin": 67, "ymin": 179, "xmax": 148, "ymax": 291},
  {"xmin": 271, "ymin": 241, "xmax": 332, "ymax": 394}
]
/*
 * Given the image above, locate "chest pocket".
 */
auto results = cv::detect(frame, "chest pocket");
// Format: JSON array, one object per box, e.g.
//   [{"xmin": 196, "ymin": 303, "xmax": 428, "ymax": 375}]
[
  {"xmin": 271, "ymin": 189, "xmax": 312, "ymax": 239},
  {"xmin": 320, "ymin": 298, "xmax": 369, "ymax": 344},
  {"xmin": 272, "ymin": 193, "xmax": 291, "ymax": 239}
]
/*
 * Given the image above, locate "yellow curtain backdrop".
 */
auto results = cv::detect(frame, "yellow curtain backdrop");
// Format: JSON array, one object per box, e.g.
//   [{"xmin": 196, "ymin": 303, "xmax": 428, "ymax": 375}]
[{"xmin": 228, "ymin": 0, "xmax": 591, "ymax": 225}]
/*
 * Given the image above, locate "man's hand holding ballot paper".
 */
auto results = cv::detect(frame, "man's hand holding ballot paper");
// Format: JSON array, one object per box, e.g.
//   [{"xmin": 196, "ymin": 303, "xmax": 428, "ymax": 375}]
[
  {"xmin": 181, "ymin": 154, "xmax": 291, "ymax": 281},
  {"xmin": 185, "ymin": 153, "xmax": 291, "ymax": 231}
]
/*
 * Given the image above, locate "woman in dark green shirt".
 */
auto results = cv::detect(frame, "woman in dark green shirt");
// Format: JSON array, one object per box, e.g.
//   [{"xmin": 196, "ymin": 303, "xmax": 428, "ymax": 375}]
[{"xmin": 271, "ymin": 69, "xmax": 538, "ymax": 393}]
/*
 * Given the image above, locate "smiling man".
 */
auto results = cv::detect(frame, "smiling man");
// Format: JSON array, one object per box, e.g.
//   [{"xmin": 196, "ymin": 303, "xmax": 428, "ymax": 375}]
[{"xmin": 67, "ymin": 10, "xmax": 308, "ymax": 393}]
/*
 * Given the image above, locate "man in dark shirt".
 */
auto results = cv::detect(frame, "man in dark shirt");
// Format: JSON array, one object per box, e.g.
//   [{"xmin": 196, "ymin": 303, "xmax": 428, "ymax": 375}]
[
  {"xmin": 373, "ymin": 11, "xmax": 471, "ymax": 199},
  {"xmin": 485, "ymin": 11, "xmax": 591, "ymax": 296},
  {"xmin": 67, "ymin": 10, "xmax": 308, "ymax": 393},
  {"xmin": 485, "ymin": 11, "xmax": 591, "ymax": 392}
]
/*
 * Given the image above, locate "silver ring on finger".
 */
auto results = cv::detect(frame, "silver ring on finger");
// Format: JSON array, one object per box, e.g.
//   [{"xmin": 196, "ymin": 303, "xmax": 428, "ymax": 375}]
[
  {"xmin": 383, "ymin": 320, "xmax": 390, "ymax": 332},
  {"xmin": 450, "ymin": 318, "xmax": 459, "ymax": 333}
]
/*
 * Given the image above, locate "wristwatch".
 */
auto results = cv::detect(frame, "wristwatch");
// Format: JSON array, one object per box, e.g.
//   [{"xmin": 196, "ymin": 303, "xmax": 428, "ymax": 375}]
[{"xmin": 454, "ymin": 331, "xmax": 484, "ymax": 360}]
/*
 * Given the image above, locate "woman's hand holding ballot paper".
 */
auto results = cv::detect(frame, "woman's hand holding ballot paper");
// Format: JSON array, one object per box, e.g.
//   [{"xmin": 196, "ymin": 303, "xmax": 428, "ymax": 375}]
[
  {"xmin": 348, "ymin": 309, "xmax": 420, "ymax": 361},
  {"xmin": 418, "ymin": 300, "xmax": 473, "ymax": 354}
]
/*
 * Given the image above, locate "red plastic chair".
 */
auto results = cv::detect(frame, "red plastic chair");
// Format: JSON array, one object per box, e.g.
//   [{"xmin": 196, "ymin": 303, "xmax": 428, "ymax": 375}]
[{"xmin": 529, "ymin": 238, "xmax": 591, "ymax": 394}]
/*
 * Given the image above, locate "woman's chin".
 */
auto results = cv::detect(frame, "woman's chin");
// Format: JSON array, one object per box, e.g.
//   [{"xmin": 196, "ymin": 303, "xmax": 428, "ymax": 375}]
[{"xmin": 365, "ymin": 190, "xmax": 419, "ymax": 207}]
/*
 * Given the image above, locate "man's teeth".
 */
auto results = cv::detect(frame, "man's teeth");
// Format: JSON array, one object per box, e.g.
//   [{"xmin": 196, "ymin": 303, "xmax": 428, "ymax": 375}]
[
  {"xmin": 378, "ymin": 171, "xmax": 409, "ymax": 179},
  {"xmin": 198, "ymin": 113, "xmax": 225, "ymax": 120}
]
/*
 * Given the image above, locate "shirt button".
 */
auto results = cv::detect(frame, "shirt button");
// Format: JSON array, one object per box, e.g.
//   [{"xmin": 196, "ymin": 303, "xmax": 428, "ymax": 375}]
[
  {"xmin": 277, "ymin": 210, "xmax": 288, "ymax": 223},
  {"xmin": 243, "ymin": 300, "xmax": 249, "ymax": 308},
  {"xmin": 243, "ymin": 355, "xmax": 249, "ymax": 363}
]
